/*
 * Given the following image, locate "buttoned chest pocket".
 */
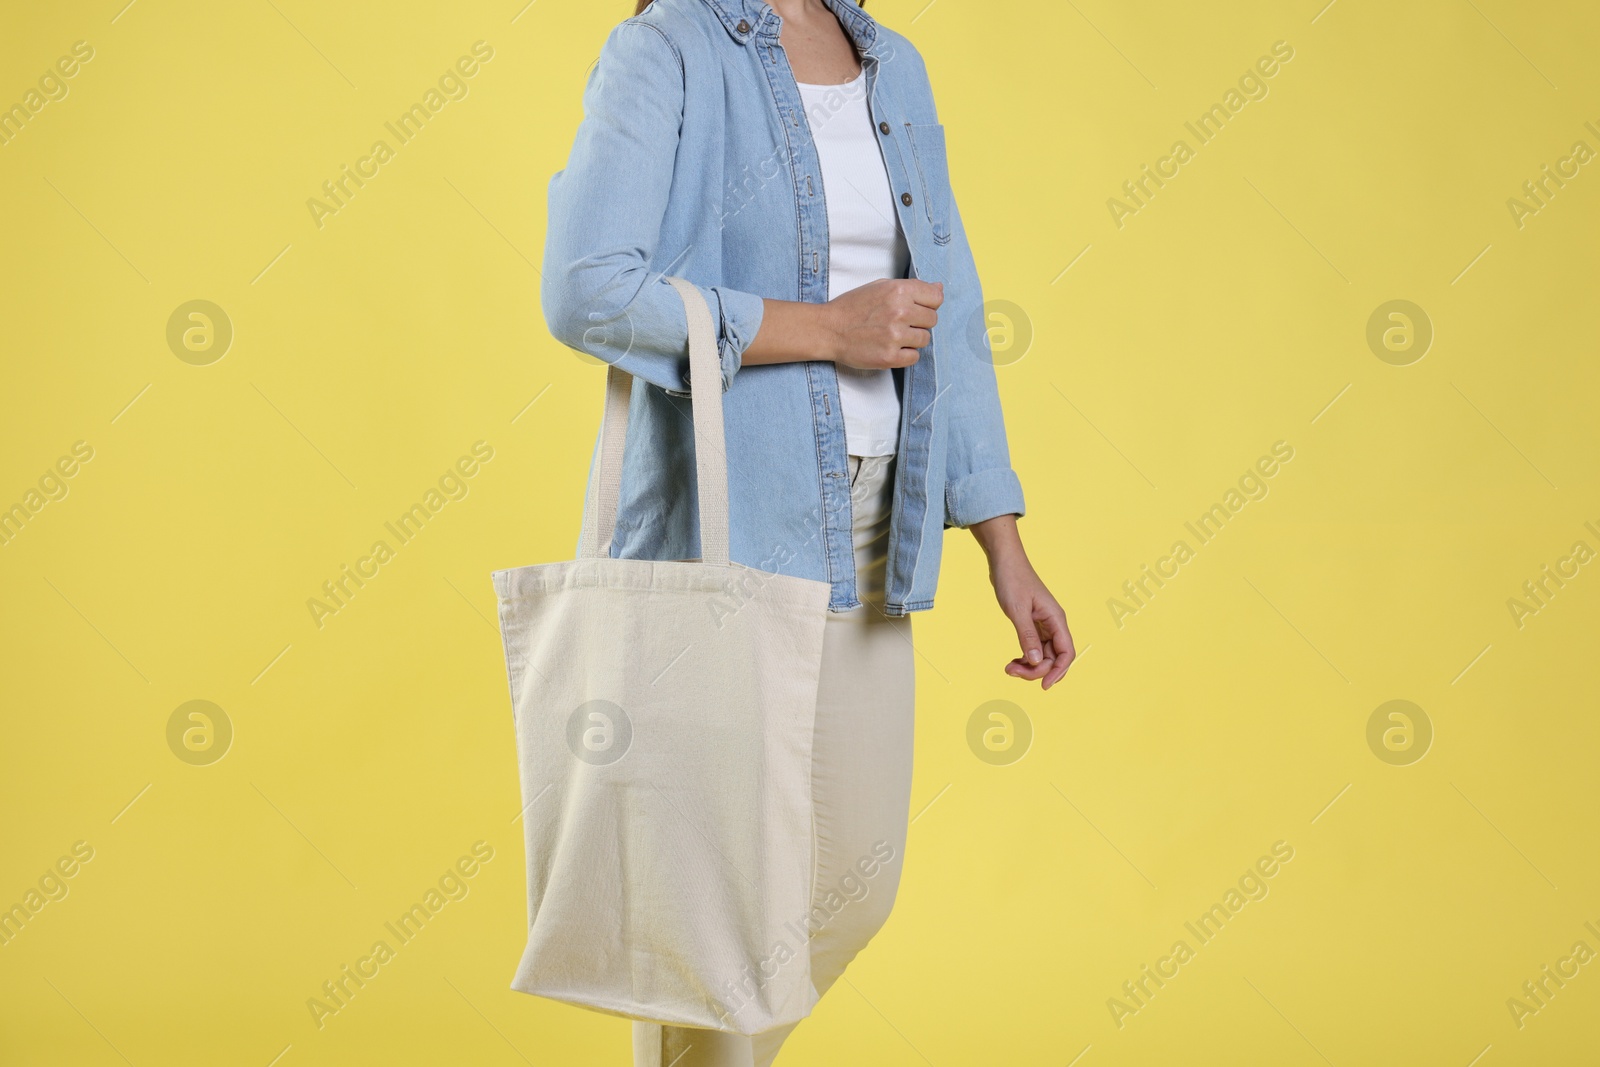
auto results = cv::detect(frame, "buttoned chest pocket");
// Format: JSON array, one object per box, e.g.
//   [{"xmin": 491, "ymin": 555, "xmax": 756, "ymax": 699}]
[{"xmin": 904, "ymin": 122, "xmax": 953, "ymax": 246}]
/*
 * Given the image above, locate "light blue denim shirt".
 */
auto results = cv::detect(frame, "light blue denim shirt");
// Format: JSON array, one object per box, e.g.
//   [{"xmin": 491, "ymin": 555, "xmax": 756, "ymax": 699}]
[{"xmin": 542, "ymin": 0, "xmax": 1025, "ymax": 615}]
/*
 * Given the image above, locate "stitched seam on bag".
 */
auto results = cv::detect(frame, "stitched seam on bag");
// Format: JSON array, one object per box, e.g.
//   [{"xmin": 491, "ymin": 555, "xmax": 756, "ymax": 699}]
[{"xmin": 496, "ymin": 600, "xmax": 526, "ymax": 715}]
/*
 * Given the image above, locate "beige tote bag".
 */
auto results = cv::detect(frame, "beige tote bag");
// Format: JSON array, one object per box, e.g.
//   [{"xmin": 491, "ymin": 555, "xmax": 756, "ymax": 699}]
[{"xmin": 491, "ymin": 275, "xmax": 831, "ymax": 1035}]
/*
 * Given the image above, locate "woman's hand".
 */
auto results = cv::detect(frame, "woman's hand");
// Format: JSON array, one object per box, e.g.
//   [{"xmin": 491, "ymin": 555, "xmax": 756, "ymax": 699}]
[
  {"xmin": 745, "ymin": 279, "xmax": 943, "ymax": 370},
  {"xmin": 824, "ymin": 279, "xmax": 942, "ymax": 370},
  {"xmin": 970, "ymin": 515, "xmax": 1075, "ymax": 690}
]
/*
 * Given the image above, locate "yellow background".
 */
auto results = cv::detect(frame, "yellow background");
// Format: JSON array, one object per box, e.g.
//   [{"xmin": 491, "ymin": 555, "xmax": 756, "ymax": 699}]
[{"xmin": 2, "ymin": 0, "xmax": 1597, "ymax": 1063}]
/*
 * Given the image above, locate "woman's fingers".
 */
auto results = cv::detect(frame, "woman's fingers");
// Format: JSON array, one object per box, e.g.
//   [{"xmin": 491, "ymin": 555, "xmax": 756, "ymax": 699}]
[
  {"xmin": 1040, "ymin": 606, "xmax": 1076, "ymax": 690},
  {"xmin": 1005, "ymin": 654, "xmax": 1052, "ymax": 680},
  {"xmin": 1041, "ymin": 642, "xmax": 1071, "ymax": 689},
  {"xmin": 1005, "ymin": 605, "xmax": 1052, "ymax": 680},
  {"xmin": 909, "ymin": 279, "xmax": 944, "ymax": 309},
  {"xmin": 1008, "ymin": 599, "xmax": 1045, "ymax": 668},
  {"xmin": 1003, "ymin": 600, "xmax": 1076, "ymax": 689}
]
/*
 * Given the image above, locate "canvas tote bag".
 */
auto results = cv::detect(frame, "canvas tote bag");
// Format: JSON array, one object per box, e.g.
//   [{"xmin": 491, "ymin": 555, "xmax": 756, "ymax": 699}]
[{"xmin": 491, "ymin": 275, "xmax": 831, "ymax": 1035}]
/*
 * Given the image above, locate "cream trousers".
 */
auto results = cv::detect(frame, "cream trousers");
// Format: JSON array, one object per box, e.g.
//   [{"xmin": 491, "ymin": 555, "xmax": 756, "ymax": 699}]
[{"xmin": 633, "ymin": 454, "xmax": 916, "ymax": 1066}]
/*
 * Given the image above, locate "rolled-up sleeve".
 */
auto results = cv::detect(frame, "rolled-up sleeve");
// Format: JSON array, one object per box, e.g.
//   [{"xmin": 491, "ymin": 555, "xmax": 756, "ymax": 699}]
[
  {"xmin": 938, "ymin": 191, "xmax": 1026, "ymax": 528},
  {"xmin": 540, "ymin": 19, "xmax": 764, "ymax": 395}
]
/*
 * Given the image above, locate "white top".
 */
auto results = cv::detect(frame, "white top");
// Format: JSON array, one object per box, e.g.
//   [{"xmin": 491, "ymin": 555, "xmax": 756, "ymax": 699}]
[{"xmin": 796, "ymin": 70, "xmax": 908, "ymax": 458}]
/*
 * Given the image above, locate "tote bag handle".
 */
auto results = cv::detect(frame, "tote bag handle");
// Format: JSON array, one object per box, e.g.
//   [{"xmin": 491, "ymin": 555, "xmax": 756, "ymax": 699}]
[{"xmin": 578, "ymin": 275, "xmax": 731, "ymax": 566}]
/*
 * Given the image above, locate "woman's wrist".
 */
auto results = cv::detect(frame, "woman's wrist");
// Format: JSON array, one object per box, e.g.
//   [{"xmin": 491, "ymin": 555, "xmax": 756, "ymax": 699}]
[
  {"xmin": 744, "ymin": 298, "xmax": 841, "ymax": 366},
  {"xmin": 969, "ymin": 513, "xmax": 1029, "ymax": 571},
  {"xmin": 811, "ymin": 299, "xmax": 844, "ymax": 364}
]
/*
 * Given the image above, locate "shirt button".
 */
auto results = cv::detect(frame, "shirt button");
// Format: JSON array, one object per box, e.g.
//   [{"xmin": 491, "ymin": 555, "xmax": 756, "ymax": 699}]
[
  {"xmin": 901, "ymin": 192, "xmax": 914, "ymax": 206},
  {"xmin": 736, "ymin": 18, "xmax": 750, "ymax": 32},
  {"xmin": 878, "ymin": 121, "xmax": 890, "ymax": 135}
]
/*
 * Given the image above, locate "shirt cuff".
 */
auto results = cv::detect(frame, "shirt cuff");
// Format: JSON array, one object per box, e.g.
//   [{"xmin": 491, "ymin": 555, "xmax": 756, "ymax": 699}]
[
  {"xmin": 944, "ymin": 466, "xmax": 1026, "ymax": 529},
  {"xmin": 666, "ymin": 285, "xmax": 764, "ymax": 397}
]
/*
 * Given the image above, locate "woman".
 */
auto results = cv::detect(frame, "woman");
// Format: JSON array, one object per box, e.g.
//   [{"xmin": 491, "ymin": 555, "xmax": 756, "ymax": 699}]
[{"xmin": 542, "ymin": 0, "xmax": 1074, "ymax": 1062}]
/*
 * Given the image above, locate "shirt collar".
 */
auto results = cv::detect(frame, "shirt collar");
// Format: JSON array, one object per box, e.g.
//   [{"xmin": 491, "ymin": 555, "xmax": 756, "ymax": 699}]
[{"xmin": 702, "ymin": 0, "xmax": 879, "ymax": 55}]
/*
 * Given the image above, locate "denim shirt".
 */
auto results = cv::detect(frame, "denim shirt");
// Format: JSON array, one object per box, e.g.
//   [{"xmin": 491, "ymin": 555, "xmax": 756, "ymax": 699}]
[{"xmin": 542, "ymin": 0, "xmax": 1025, "ymax": 615}]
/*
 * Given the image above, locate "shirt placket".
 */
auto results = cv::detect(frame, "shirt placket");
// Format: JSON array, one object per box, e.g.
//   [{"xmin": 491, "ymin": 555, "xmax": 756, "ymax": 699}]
[
  {"xmin": 866, "ymin": 49, "xmax": 935, "ymax": 616},
  {"xmin": 753, "ymin": 13, "xmax": 857, "ymax": 610},
  {"xmin": 749, "ymin": 2, "xmax": 933, "ymax": 614}
]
